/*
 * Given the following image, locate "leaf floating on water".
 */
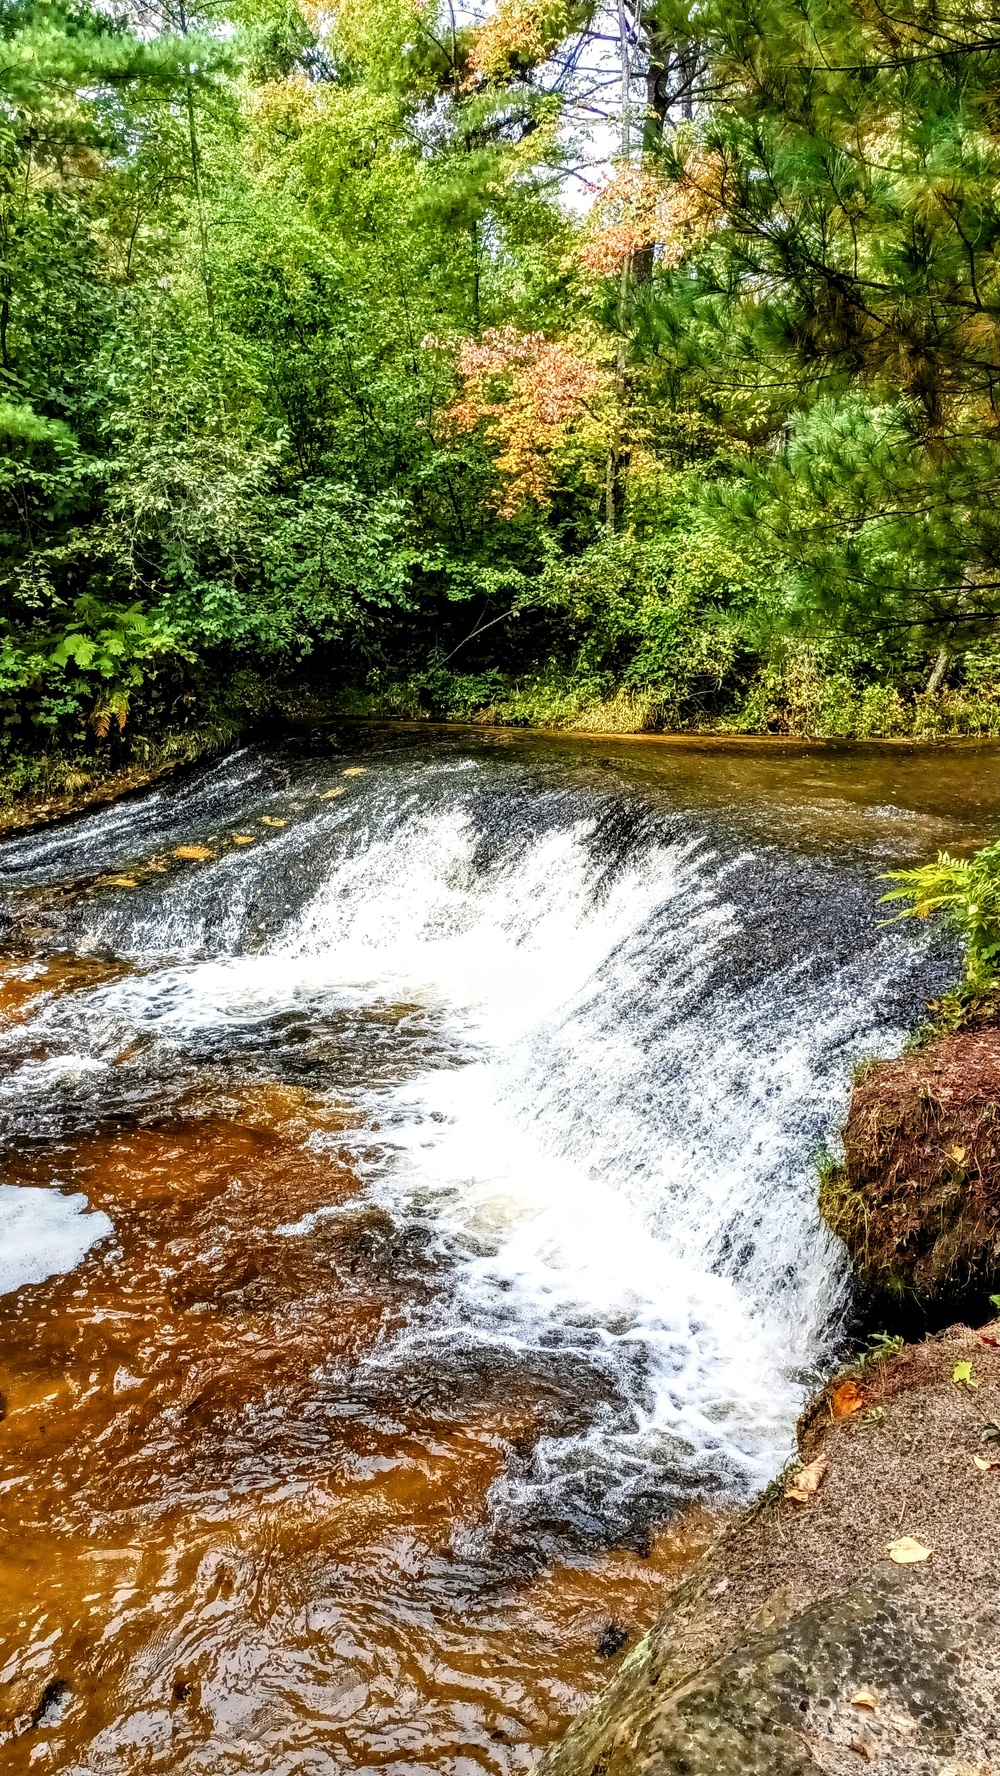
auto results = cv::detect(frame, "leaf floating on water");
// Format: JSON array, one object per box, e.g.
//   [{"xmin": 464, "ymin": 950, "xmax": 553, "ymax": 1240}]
[
  {"xmin": 784, "ymin": 1453, "xmax": 828, "ymax": 1503},
  {"xmin": 952, "ymin": 1360, "xmax": 978, "ymax": 1388},
  {"xmin": 342, "ymin": 768, "xmax": 367, "ymax": 776},
  {"xmin": 886, "ymin": 1536, "xmax": 932, "ymax": 1564},
  {"xmin": 173, "ymin": 846, "xmax": 213, "ymax": 861},
  {"xmin": 831, "ymin": 1381, "xmax": 864, "ymax": 1419},
  {"xmin": 322, "ymin": 788, "xmax": 346, "ymax": 799},
  {"xmin": 232, "ymin": 835, "xmax": 255, "ymax": 845},
  {"xmin": 260, "ymin": 817, "xmax": 287, "ymax": 828},
  {"xmin": 850, "ymin": 1691, "xmax": 878, "ymax": 1710}
]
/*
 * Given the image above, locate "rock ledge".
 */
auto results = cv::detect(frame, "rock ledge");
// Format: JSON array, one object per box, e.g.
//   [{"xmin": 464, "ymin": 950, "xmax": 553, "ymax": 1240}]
[{"xmin": 539, "ymin": 1324, "xmax": 1000, "ymax": 1776}]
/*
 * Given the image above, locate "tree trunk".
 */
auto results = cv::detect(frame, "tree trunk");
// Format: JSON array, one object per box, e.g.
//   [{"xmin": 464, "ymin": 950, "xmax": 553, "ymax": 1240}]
[{"xmin": 925, "ymin": 646, "xmax": 950, "ymax": 696}]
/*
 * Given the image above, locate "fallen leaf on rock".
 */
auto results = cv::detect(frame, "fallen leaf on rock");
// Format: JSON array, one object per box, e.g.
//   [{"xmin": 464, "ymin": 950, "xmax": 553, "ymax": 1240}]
[
  {"xmin": 342, "ymin": 767, "xmax": 366, "ymax": 776},
  {"xmin": 831, "ymin": 1380, "xmax": 864, "ymax": 1419},
  {"xmin": 260, "ymin": 817, "xmax": 287, "ymax": 828},
  {"xmin": 322, "ymin": 788, "xmax": 346, "ymax": 799},
  {"xmin": 232, "ymin": 835, "xmax": 255, "ymax": 845},
  {"xmin": 949, "ymin": 1145, "xmax": 967, "ymax": 1163},
  {"xmin": 102, "ymin": 876, "xmax": 138, "ymax": 888},
  {"xmin": 982, "ymin": 1420, "xmax": 1000, "ymax": 1443},
  {"xmin": 173, "ymin": 846, "xmax": 213, "ymax": 861},
  {"xmin": 952, "ymin": 1360, "xmax": 978, "ymax": 1388},
  {"xmin": 886, "ymin": 1536, "xmax": 932, "ymax": 1564},
  {"xmin": 972, "ymin": 1454, "xmax": 999, "ymax": 1472},
  {"xmin": 850, "ymin": 1690, "xmax": 877, "ymax": 1710},
  {"xmin": 784, "ymin": 1453, "xmax": 828, "ymax": 1503}
]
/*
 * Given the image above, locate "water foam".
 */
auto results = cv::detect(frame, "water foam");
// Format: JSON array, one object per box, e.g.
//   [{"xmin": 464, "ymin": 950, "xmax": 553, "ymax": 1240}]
[{"xmin": 0, "ymin": 1184, "xmax": 112, "ymax": 1297}]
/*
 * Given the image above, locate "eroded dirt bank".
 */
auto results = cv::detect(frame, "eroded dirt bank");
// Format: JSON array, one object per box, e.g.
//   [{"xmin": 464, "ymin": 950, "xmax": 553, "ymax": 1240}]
[
  {"xmin": 540, "ymin": 1325, "xmax": 1000, "ymax": 1776},
  {"xmin": 822, "ymin": 1029, "xmax": 1000, "ymax": 1311}
]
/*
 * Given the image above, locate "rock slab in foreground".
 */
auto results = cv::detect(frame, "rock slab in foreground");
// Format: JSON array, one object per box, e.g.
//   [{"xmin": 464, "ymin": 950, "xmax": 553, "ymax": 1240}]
[{"xmin": 539, "ymin": 1324, "xmax": 1000, "ymax": 1776}]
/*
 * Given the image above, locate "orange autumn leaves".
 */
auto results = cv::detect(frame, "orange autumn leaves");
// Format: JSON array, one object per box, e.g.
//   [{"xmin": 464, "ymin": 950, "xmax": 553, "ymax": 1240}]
[
  {"xmin": 580, "ymin": 159, "xmax": 726, "ymax": 279},
  {"xmin": 429, "ymin": 327, "xmax": 606, "ymax": 514}
]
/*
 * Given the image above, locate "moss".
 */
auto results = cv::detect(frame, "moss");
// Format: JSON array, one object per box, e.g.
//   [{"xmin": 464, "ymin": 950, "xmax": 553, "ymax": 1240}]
[{"xmin": 818, "ymin": 1162, "xmax": 912, "ymax": 1300}]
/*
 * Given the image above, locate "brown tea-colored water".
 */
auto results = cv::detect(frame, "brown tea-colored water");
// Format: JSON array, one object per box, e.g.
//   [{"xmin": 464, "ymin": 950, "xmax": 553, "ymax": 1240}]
[
  {"xmin": 0, "ymin": 1045, "xmax": 709, "ymax": 1774},
  {"xmin": 1, "ymin": 731, "xmax": 999, "ymax": 1775}
]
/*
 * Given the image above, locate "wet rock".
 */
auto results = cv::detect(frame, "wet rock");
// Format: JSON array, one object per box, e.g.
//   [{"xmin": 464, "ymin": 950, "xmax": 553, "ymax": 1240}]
[
  {"xmin": 539, "ymin": 1323, "xmax": 1000, "ymax": 1776},
  {"xmin": 821, "ymin": 1029, "xmax": 1000, "ymax": 1309}
]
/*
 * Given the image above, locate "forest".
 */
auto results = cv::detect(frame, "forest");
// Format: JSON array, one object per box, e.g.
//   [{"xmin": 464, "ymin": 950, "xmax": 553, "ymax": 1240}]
[{"xmin": 4, "ymin": 0, "xmax": 1000, "ymax": 777}]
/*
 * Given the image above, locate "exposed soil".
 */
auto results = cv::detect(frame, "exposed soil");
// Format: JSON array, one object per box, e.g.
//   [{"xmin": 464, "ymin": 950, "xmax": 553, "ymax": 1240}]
[
  {"xmin": 822, "ymin": 1029, "xmax": 1000, "ymax": 1310},
  {"xmin": 541, "ymin": 1323, "xmax": 1000, "ymax": 1776}
]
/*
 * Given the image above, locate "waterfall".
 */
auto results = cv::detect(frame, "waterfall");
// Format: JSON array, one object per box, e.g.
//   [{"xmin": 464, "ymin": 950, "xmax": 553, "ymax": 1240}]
[{"xmin": 0, "ymin": 740, "xmax": 950, "ymax": 1545}]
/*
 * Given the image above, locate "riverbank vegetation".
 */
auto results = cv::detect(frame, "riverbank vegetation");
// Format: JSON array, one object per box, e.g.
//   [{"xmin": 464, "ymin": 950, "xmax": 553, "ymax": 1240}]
[{"xmin": 4, "ymin": 0, "xmax": 1000, "ymax": 778}]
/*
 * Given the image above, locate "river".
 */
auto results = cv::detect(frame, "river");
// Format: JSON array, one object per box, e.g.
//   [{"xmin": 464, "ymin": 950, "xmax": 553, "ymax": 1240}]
[{"xmin": 0, "ymin": 727, "xmax": 997, "ymax": 1774}]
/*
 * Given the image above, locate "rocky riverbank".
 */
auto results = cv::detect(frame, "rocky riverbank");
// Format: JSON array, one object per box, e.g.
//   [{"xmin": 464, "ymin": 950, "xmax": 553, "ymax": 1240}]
[{"xmin": 540, "ymin": 1323, "xmax": 1000, "ymax": 1776}]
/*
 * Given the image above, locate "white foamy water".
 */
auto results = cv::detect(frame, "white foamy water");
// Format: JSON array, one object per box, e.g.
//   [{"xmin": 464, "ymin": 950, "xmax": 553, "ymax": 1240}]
[
  {"xmin": 0, "ymin": 755, "xmax": 940, "ymax": 1530},
  {"xmin": 0, "ymin": 1184, "xmax": 112, "ymax": 1296}
]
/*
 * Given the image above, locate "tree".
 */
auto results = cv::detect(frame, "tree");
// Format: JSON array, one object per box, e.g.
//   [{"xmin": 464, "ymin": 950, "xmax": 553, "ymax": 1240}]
[{"xmin": 632, "ymin": 0, "xmax": 1000, "ymax": 651}]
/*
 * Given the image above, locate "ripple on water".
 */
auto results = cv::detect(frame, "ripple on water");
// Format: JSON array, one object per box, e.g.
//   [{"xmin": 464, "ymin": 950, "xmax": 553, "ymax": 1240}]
[{"xmin": 0, "ymin": 731, "xmax": 973, "ymax": 1773}]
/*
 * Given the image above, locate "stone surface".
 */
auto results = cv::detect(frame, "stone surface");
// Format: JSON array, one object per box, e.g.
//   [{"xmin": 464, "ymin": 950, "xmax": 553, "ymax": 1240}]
[{"xmin": 539, "ymin": 1324, "xmax": 1000, "ymax": 1776}]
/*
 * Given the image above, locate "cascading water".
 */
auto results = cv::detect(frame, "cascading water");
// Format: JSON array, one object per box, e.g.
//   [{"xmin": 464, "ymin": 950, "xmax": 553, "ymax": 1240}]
[
  {"xmin": 0, "ymin": 731, "xmax": 976, "ymax": 1774},
  {"xmin": 1, "ymin": 741, "xmax": 953, "ymax": 1522}
]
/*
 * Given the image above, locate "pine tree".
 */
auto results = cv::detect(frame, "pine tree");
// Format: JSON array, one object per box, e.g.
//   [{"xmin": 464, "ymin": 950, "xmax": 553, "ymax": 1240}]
[{"xmin": 636, "ymin": 0, "xmax": 1000, "ymax": 646}]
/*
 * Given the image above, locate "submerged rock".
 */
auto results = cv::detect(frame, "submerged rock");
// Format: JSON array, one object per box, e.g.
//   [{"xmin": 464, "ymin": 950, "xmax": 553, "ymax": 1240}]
[
  {"xmin": 539, "ymin": 1324, "xmax": 1000, "ymax": 1776},
  {"xmin": 821, "ymin": 1029, "xmax": 1000, "ymax": 1309}
]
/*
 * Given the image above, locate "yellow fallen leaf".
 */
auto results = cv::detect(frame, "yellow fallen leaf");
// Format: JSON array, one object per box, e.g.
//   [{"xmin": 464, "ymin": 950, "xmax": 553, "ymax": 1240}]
[
  {"xmin": 232, "ymin": 835, "xmax": 255, "ymax": 845},
  {"xmin": 260, "ymin": 817, "xmax": 287, "ymax": 828},
  {"xmin": 784, "ymin": 1452, "xmax": 828, "ymax": 1504},
  {"xmin": 953, "ymin": 1360, "xmax": 978, "ymax": 1388},
  {"xmin": 850, "ymin": 1691, "xmax": 877, "ymax": 1710},
  {"xmin": 322, "ymin": 788, "xmax": 346, "ymax": 799},
  {"xmin": 949, "ymin": 1145, "xmax": 967, "ymax": 1163},
  {"xmin": 972, "ymin": 1454, "xmax": 999, "ymax": 1472},
  {"xmin": 886, "ymin": 1536, "xmax": 932, "ymax": 1564},
  {"xmin": 342, "ymin": 767, "xmax": 367, "ymax": 776},
  {"xmin": 173, "ymin": 846, "xmax": 213, "ymax": 861},
  {"xmin": 102, "ymin": 876, "xmax": 138, "ymax": 888}
]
